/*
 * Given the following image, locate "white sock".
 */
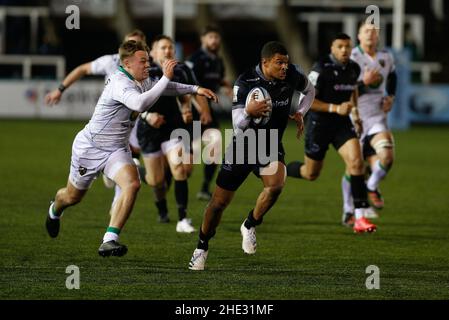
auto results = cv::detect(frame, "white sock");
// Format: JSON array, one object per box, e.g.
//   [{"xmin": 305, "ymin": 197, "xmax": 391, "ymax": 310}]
[
  {"xmin": 354, "ymin": 208, "xmax": 364, "ymax": 220},
  {"xmin": 341, "ymin": 175, "xmax": 354, "ymax": 213},
  {"xmin": 48, "ymin": 202, "xmax": 62, "ymax": 220},
  {"xmin": 367, "ymin": 160, "xmax": 388, "ymax": 191},
  {"xmin": 103, "ymin": 232, "xmax": 119, "ymax": 243}
]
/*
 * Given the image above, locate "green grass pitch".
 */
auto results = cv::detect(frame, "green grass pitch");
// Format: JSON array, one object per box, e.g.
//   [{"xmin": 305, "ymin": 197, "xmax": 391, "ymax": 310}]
[{"xmin": 1, "ymin": 119, "xmax": 448, "ymax": 299}]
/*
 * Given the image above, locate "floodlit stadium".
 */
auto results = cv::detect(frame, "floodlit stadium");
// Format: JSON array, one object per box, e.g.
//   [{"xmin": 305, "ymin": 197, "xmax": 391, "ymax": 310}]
[{"xmin": 1, "ymin": 0, "xmax": 448, "ymax": 308}]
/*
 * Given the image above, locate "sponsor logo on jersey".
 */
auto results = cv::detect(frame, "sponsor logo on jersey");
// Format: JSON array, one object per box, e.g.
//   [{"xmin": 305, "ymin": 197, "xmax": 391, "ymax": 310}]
[
  {"xmin": 272, "ymin": 98, "xmax": 290, "ymax": 108},
  {"xmin": 334, "ymin": 84, "xmax": 357, "ymax": 91}
]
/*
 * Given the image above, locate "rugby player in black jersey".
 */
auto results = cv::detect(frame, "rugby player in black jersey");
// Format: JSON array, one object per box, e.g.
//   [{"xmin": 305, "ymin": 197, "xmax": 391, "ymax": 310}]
[
  {"xmin": 286, "ymin": 33, "xmax": 377, "ymax": 233},
  {"xmin": 137, "ymin": 35, "xmax": 207, "ymax": 233},
  {"xmin": 188, "ymin": 41, "xmax": 315, "ymax": 270},
  {"xmin": 186, "ymin": 25, "xmax": 233, "ymax": 201}
]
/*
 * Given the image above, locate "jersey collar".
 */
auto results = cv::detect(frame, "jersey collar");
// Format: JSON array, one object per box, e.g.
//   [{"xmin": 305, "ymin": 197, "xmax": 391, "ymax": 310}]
[
  {"xmin": 255, "ymin": 63, "xmax": 276, "ymax": 84},
  {"xmin": 329, "ymin": 54, "xmax": 348, "ymax": 69},
  {"xmin": 118, "ymin": 65, "xmax": 135, "ymax": 81},
  {"xmin": 201, "ymin": 47, "xmax": 217, "ymax": 59},
  {"xmin": 357, "ymin": 45, "xmax": 365, "ymax": 54}
]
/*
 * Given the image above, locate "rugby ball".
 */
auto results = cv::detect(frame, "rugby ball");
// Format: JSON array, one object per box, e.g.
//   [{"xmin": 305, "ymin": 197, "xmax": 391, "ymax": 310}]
[{"xmin": 245, "ymin": 87, "xmax": 272, "ymax": 126}]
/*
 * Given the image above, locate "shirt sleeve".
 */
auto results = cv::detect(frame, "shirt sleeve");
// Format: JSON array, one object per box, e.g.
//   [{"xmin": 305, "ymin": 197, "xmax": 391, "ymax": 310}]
[
  {"xmin": 308, "ymin": 62, "xmax": 323, "ymax": 94},
  {"xmin": 290, "ymin": 80, "xmax": 315, "ymax": 116},
  {"xmin": 90, "ymin": 54, "xmax": 115, "ymax": 76},
  {"xmin": 289, "ymin": 64, "xmax": 307, "ymax": 92},
  {"xmin": 232, "ymin": 76, "xmax": 250, "ymax": 110},
  {"xmin": 231, "ymin": 77, "xmax": 251, "ymax": 130},
  {"xmin": 163, "ymin": 81, "xmax": 199, "ymax": 96},
  {"xmin": 113, "ymin": 76, "xmax": 171, "ymax": 113}
]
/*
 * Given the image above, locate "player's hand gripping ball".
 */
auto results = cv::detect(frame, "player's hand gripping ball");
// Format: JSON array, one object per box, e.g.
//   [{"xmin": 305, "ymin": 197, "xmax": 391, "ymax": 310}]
[{"xmin": 245, "ymin": 87, "xmax": 272, "ymax": 126}]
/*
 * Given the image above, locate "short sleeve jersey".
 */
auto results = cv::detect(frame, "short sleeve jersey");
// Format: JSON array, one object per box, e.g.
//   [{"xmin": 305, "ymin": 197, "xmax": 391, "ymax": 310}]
[
  {"xmin": 308, "ymin": 55, "xmax": 361, "ymax": 120},
  {"xmin": 90, "ymin": 53, "xmax": 121, "ymax": 80}
]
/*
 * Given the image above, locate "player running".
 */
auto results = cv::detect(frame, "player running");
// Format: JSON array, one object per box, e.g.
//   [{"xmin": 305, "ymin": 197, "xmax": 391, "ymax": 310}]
[
  {"xmin": 44, "ymin": 29, "xmax": 147, "ymax": 200},
  {"xmin": 189, "ymin": 41, "xmax": 314, "ymax": 270},
  {"xmin": 45, "ymin": 40, "xmax": 218, "ymax": 257},
  {"xmin": 136, "ymin": 35, "xmax": 204, "ymax": 231},
  {"xmin": 341, "ymin": 22, "xmax": 397, "ymax": 215},
  {"xmin": 286, "ymin": 33, "xmax": 377, "ymax": 232},
  {"xmin": 186, "ymin": 25, "xmax": 233, "ymax": 201}
]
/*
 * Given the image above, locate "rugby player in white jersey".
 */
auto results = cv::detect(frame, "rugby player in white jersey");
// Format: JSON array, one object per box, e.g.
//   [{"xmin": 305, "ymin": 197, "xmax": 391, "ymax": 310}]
[
  {"xmin": 45, "ymin": 30, "xmax": 147, "ymax": 191},
  {"xmin": 45, "ymin": 40, "xmax": 218, "ymax": 257},
  {"xmin": 341, "ymin": 23, "xmax": 396, "ymax": 218}
]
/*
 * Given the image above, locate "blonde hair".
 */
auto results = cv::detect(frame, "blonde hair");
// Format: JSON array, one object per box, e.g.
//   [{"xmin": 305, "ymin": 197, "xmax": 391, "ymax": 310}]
[
  {"xmin": 124, "ymin": 29, "xmax": 147, "ymax": 44},
  {"xmin": 119, "ymin": 40, "xmax": 149, "ymax": 63}
]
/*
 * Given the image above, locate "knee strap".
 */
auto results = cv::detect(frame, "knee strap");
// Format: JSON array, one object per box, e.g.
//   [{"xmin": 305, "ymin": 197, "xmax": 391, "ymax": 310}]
[{"xmin": 373, "ymin": 139, "xmax": 394, "ymax": 154}]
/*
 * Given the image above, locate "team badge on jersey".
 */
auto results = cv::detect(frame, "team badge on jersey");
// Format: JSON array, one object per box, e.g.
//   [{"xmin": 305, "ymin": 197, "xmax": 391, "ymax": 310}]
[{"xmin": 78, "ymin": 166, "xmax": 87, "ymax": 176}]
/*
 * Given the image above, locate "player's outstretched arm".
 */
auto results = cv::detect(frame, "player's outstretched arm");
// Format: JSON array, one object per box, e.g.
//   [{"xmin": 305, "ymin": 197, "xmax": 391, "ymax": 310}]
[
  {"xmin": 120, "ymin": 59, "xmax": 176, "ymax": 112},
  {"xmin": 196, "ymin": 87, "xmax": 218, "ymax": 103},
  {"xmin": 123, "ymin": 60, "xmax": 218, "ymax": 113},
  {"xmin": 45, "ymin": 62, "xmax": 92, "ymax": 106}
]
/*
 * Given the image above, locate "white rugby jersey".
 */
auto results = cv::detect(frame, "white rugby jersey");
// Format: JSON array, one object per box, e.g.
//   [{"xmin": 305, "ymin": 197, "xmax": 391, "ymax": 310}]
[
  {"xmin": 82, "ymin": 67, "xmax": 198, "ymax": 151},
  {"xmin": 351, "ymin": 46, "xmax": 395, "ymax": 135},
  {"xmin": 90, "ymin": 53, "xmax": 120, "ymax": 79}
]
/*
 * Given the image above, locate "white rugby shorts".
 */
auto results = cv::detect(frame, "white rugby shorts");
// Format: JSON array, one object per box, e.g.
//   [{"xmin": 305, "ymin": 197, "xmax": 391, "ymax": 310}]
[{"xmin": 69, "ymin": 132, "xmax": 135, "ymax": 190}]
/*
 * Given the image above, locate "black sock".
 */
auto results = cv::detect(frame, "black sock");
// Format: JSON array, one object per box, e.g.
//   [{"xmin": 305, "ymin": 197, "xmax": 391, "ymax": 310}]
[
  {"xmin": 287, "ymin": 161, "xmax": 304, "ymax": 178},
  {"xmin": 350, "ymin": 174, "xmax": 369, "ymax": 208},
  {"xmin": 175, "ymin": 180, "xmax": 188, "ymax": 221},
  {"xmin": 202, "ymin": 164, "xmax": 217, "ymax": 192},
  {"xmin": 197, "ymin": 229, "xmax": 216, "ymax": 251},
  {"xmin": 155, "ymin": 199, "xmax": 168, "ymax": 216},
  {"xmin": 165, "ymin": 167, "xmax": 173, "ymax": 190},
  {"xmin": 138, "ymin": 166, "xmax": 147, "ymax": 184},
  {"xmin": 244, "ymin": 210, "xmax": 263, "ymax": 229}
]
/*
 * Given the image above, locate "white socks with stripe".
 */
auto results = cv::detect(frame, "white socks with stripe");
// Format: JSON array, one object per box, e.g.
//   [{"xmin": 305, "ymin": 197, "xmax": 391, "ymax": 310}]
[
  {"xmin": 48, "ymin": 202, "xmax": 63, "ymax": 220},
  {"xmin": 367, "ymin": 160, "xmax": 388, "ymax": 191},
  {"xmin": 341, "ymin": 175, "xmax": 354, "ymax": 214}
]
